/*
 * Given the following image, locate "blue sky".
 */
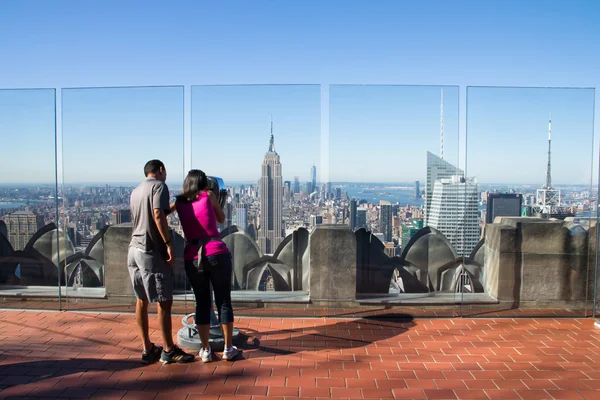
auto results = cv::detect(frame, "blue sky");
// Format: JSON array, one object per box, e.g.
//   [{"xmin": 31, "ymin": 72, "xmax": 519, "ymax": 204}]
[{"xmin": 0, "ymin": 0, "xmax": 599, "ymax": 185}]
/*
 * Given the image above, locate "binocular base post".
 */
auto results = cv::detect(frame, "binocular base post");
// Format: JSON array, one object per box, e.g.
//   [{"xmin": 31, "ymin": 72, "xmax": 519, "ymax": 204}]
[{"xmin": 177, "ymin": 309, "xmax": 242, "ymax": 352}]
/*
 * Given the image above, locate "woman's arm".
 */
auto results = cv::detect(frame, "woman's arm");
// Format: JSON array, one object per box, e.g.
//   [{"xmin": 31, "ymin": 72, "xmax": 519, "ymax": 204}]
[
  {"xmin": 206, "ymin": 191, "xmax": 225, "ymax": 224},
  {"xmin": 165, "ymin": 202, "xmax": 176, "ymax": 216}
]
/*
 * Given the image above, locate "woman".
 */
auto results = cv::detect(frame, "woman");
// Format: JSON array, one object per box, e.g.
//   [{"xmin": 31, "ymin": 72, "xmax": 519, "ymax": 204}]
[{"xmin": 175, "ymin": 169, "xmax": 239, "ymax": 362}]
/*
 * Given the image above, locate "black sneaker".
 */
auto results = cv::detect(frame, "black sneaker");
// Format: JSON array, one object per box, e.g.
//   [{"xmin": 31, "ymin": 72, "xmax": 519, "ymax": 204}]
[
  {"xmin": 160, "ymin": 346, "xmax": 195, "ymax": 365},
  {"xmin": 142, "ymin": 344, "xmax": 163, "ymax": 364}
]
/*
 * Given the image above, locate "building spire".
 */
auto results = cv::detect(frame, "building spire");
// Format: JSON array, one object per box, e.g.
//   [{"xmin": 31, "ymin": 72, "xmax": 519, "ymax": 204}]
[
  {"xmin": 545, "ymin": 113, "xmax": 552, "ymax": 189},
  {"xmin": 440, "ymin": 88, "xmax": 444, "ymax": 160},
  {"xmin": 268, "ymin": 115, "xmax": 275, "ymax": 152}
]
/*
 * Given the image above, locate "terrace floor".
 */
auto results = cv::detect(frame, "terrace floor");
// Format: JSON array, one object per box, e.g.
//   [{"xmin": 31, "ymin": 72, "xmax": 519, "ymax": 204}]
[{"xmin": 1, "ymin": 309, "xmax": 599, "ymax": 400}]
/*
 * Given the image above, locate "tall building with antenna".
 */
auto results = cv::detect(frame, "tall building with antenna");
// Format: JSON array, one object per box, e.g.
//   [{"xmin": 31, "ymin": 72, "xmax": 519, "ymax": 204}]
[
  {"xmin": 425, "ymin": 88, "xmax": 480, "ymax": 255},
  {"xmin": 258, "ymin": 119, "xmax": 284, "ymax": 254},
  {"xmin": 440, "ymin": 88, "xmax": 444, "ymax": 160},
  {"xmin": 425, "ymin": 88, "xmax": 463, "ymax": 225},
  {"xmin": 533, "ymin": 114, "xmax": 561, "ymax": 218}
]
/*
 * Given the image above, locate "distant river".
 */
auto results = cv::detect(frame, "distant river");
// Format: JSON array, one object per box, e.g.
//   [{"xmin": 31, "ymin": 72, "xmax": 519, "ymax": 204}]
[
  {"xmin": 343, "ymin": 187, "xmax": 424, "ymax": 207},
  {"xmin": 0, "ymin": 202, "xmax": 26, "ymax": 210}
]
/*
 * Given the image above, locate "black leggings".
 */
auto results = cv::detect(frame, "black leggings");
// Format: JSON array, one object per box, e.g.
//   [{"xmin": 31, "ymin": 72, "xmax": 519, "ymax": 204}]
[{"xmin": 184, "ymin": 252, "xmax": 234, "ymax": 325}]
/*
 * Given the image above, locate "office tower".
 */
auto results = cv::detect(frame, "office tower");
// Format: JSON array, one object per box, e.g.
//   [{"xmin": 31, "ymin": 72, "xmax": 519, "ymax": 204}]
[
  {"xmin": 258, "ymin": 121, "xmax": 284, "ymax": 254},
  {"xmin": 111, "ymin": 209, "xmax": 131, "ymax": 225},
  {"xmin": 306, "ymin": 181, "xmax": 313, "ymax": 194},
  {"xmin": 235, "ymin": 203, "xmax": 249, "ymax": 231},
  {"xmin": 311, "ymin": 164, "xmax": 317, "ymax": 192},
  {"xmin": 486, "ymin": 193, "xmax": 523, "ymax": 224},
  {"xmin": 425, "ymin": 151, "xmax": 463, "ymax": 225},
  {"xmin": 293, "ymin": 176, "xmax": 300, "ymax": 194},
  {"xmin": 379, "ymin": 200, "xmax": 393, "ymax": 242},
  {"xmin": 349, "ymin": 198, "xmax": 358, "ymax": 231},
  {"xmin": 310, "ymin": 215, "xmax": 323, "ymax": 227},
  {"xmin": 326, "ymin": 182, "xmax": 332, "ymax": 199},
  {"xmin": 335, "ymin": 187, "xmax": 342, "ymax": 200},
  {"xmin": 223, "ymin": 203, "xmax": 233, "ymax": 229},
  {"xmin": 428, "ymin": 175, "xmax": 479, "ymax": 256},
  {"xmin": 357, "ymin": 209, "xmax": 367, "ymax": 230},
  {"xmin": 4, "ymin": 211, "xmax": 45, "ymax": 251},
  {"xmin": 415, "ymin": 181, "xmax": 421, "ymax": 199},
  {"xmin": 401, "ymin": 220, "xmax": 424, "ymax": 249},
  {"xmin": 283, "ymin": 181, "xmax": 292, "ymax": 202}
]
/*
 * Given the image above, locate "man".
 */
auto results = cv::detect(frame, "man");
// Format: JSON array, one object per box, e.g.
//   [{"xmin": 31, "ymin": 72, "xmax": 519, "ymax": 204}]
[{"xmin": 128, "ymin": 159, "xmax": 195, "ymax": 364}]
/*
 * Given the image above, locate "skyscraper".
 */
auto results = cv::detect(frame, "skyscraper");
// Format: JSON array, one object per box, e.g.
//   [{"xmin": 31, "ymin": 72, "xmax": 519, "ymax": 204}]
[
  {"xmin": 235, "ymin": 203, "xmax": 248, "ymax": 231},
  {"xmin": 357, "ymin": 209, "xmax": 367, "ymax": 230},
  {"xmin": 425, "ymin": 151, "xmax": 463, "ymax": 225},
  {"xmin": 486, "ymin": 193, "xmax": 522, "ymax": 224},
  {"xmin": 258, "ymin": 121, "xmax": 284, "ymax": 254},
  {"xmin": 349, "ymin": 198, "xmax": 358, "ymax": 231},
  {"xmin": 311, "ymin": 164, "xmax": 317, "ymax": 193},
  {"xmin": 428, "ymin": 175, "xmax": 480, "ymax": 256},
  {"xmin": 379, "ymin": 200, "xmax": 393, "ymax": 242},
  {"xmin": 293, "ymin": 176, "xmax": 300, "ymax": 194},
  {"xmin": 111, "ymin": 209, "xmax": 131, "ymax": 225},
  {"xmin": 415, "ymin": 181, "xmax": 421, "ymax": 199},
  {"xmin": 4, "ymin": 211, "xmax": 45, "ymax": 251}
]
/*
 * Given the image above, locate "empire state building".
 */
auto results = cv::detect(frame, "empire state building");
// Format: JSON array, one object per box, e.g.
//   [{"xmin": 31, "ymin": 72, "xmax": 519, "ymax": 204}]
[{"xmin": 258, "ymin": 121, "xmax": 284, "ymax": 254}]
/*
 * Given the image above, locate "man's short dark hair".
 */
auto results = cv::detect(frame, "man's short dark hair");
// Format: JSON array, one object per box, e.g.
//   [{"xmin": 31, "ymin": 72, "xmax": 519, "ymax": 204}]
[{"xmin": 144, "ymin": 159, "xmax": 165, "ymax": 177}]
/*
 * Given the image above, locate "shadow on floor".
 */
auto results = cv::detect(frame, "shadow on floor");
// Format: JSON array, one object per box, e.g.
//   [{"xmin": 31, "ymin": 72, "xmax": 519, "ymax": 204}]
[{"xmin": 238, "ymin": 314, "xmax": 416, "ymax": 357}]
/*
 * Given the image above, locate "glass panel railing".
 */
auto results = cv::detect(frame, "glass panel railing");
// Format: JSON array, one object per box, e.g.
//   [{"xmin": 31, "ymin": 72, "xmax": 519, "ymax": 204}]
[
  {"xmin": 191, "ymin": 84, "xmax": 321, "ymax": 318},
  {"xmin": 329, "ymin": 85, "xmax": 462, "ymax": 318},
  {"xmin": 463, "ymin": 86, "xmax": 596, "ymax": 317},
  {"xmin": 60, "ymin": 86, "xmax": 185, "ymax": 314},
  {"xmin": 0, "ymin": 89, "xmax": 59, "ymax": 310}
]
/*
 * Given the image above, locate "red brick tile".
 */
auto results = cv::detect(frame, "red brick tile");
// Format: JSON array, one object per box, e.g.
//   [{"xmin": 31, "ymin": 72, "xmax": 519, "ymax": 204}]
[
  {"xmin": 485, "ymin": 389, "xmax": 520, "ymax": 399},
  {"xmin": 435, "ymin": 379, "xmax": 466, "ymax": 390},
  {"xmin": 452, "ymin": 389, "xmax": 489, "ymax": 399},
  {"xmin": 464, "ymin": 380, "xmax": 497, "ymax": 390},
  {"xmin": 423, "ymin": 389, "xmax": 457, "ymax": 399},
  {"xmin": 405, "ymin": 379, "xmax": 437, "ymax": 389},
  {"xmin": 268, "ymin": 386, "xmax": 300, "ymax": 396},
  {"xmin": 515, "ymin": 389, "xmax": 553, "ymax": 400},
  {"xmin": 300, "ymin": 387, "xmax": 331, "ymax": 397},
  {"xmin": 545, "ymin": 390, "xmax": 586, "ymax": 399},
  {"xmin": 361, "ymin": 388, "xmax": 394, "ymax": 398},
  {"xmin": 331, "ymin": 387, "xmax": 363, "ymax": 398},
  {"xmin": 391, "ymin": 388, "xmax": 426, "ymax": 399},
  {"xmin": 371, "ymin": 378, "xmax": 405, "ymax": 390}
]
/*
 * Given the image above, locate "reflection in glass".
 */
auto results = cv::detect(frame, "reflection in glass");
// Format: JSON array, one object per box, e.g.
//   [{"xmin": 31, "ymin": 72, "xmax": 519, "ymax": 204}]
[
  {"xmin": 60, "ymin": 86, "xmax": 185, "ymax": 302},
  {"xmin": 191, "ymin": 85, "xmax": 321, "ymax": 295},
  {"xmin": 0, "ymin": 89, "xmax": 58, "ymax": 297},
  {"xmin": 465, "ymin": 86, "xmax": 596, "ymax": 316},
  {"xmin": 329, "ymin": 85, "xmax": 472, "ymax": 311}
]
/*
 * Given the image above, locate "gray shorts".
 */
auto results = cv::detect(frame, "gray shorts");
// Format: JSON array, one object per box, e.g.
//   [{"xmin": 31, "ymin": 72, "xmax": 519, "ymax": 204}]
[{"xmin": 127, "ymin": 246, "xmax": 174, "ymax": 303}]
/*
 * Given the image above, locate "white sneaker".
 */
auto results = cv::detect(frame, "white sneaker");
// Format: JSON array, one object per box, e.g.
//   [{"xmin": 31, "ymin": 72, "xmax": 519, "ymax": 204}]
[
  {"xmin": 222, "ymin": 346, "xmax": 240, "ymax": 361},
  {"xmin": 199, "ymin": 347, "xmax": 213, "ymax": 363}
]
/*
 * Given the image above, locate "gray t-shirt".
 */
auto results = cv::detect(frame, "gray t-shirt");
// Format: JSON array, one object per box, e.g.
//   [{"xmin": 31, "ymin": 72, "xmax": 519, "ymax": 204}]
[{"xmin": 129, "ymin": 177, "xmax": 170, "ymax": 254}]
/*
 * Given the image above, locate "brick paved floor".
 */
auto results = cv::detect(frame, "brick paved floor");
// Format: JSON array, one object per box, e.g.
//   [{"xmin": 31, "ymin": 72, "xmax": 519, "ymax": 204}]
[{"xmin": 0, "ymin": 310, "xmax": 599, "ymax": 399}]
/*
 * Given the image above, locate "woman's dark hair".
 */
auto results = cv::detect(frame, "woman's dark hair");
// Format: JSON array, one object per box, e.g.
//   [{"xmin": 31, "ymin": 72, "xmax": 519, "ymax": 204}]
[{"xmin": 176, "ymin": 169, "xmax": 208, "ymax": 202}]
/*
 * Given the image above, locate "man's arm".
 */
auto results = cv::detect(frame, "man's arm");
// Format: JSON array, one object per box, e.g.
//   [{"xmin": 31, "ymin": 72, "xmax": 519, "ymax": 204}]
[
  {"xmin": 153, "ymin": 209, "xmax": 171, "ymax": 243},
  {"xmin": 153, "ymin": 183, "xmax": 175, "ymax": 263}
]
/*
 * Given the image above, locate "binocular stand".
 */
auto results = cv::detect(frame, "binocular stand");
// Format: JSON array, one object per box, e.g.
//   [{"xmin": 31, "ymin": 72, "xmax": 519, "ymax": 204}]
[{"xmin": 177, "ymin": 286, "xmax": 242, "ymax": 352}]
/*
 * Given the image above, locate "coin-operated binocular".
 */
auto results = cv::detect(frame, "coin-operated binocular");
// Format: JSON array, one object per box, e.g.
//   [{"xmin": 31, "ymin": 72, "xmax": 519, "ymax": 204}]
[{"xmin": 206, "ymin": 176, "xmax": 228, "ymax": 209}]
